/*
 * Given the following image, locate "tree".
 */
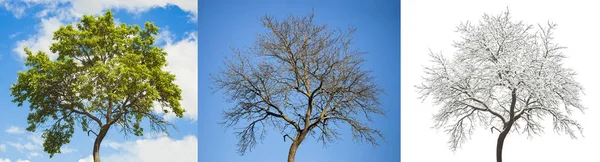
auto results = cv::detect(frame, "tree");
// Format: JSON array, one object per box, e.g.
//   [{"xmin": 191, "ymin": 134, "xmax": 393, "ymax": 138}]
[
  {"xmin": 10, "ymin": 10, "xmax": 184, "ymax": 162},
  {"xmin": 417, "ymin": 9, "xmax": 585, "ymax": 162},
  {"xmin": 213, "ymin": 12, "xmax": 385, "ymax": 162}
]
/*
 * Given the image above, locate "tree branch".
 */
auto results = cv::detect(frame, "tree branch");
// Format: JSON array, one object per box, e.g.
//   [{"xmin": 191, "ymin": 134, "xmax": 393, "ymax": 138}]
[{"xmin": 87, "ymin": 130, "xmax": 98, "ymax": 136}]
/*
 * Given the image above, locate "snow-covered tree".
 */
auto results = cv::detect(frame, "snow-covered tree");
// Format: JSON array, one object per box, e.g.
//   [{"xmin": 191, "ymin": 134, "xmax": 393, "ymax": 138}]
[{"xmin": 417, "ymin": 9, "xmax": 585, "ymax": 162}]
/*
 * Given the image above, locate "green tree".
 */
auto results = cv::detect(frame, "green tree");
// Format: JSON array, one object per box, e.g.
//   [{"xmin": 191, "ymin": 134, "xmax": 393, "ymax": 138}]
[{"xmin": 10, "ymin": 10, "xmax": 184, "ymax": 162}]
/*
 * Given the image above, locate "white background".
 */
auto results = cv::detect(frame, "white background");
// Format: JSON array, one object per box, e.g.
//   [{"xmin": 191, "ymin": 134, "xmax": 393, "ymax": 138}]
[{"xmin": 401, "ymin": 0, "xmax": 600, "ymax": 161}]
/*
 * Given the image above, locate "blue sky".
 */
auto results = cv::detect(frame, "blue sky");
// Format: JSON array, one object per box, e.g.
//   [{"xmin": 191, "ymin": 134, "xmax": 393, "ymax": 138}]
[
  {"xmin": 0, "ymin": 1, "xmax": 198, "ymax": 162},
  {"xmin": 199, "ymin": 0, "xmax": 399, "ymax": 162}
]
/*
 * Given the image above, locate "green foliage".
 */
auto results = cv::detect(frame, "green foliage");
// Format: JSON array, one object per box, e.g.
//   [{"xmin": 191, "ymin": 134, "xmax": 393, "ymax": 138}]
[{"xmin": 10, "ymin": 10, "xmax": 184, "ymax": 157}]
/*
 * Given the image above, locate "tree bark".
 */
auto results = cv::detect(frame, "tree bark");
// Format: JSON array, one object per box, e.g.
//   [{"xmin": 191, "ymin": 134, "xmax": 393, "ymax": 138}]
[
  {"xmin": 288, "ymin": 131, "xmax": 308, "ymax": 162},
  {"xmin": 496, "ymin": 120, "xmax": 514, "ymax": 162},
  {"xmin": 288, "ymin": 141, "xmax": 300, "ymax": 162},
  {"xmin": 93, "ymin": 126, "xmax": 110, "ymax": 162},
  {"xmin": 496, "ymin": 129, "xmax": 508, "ymax": 162}
]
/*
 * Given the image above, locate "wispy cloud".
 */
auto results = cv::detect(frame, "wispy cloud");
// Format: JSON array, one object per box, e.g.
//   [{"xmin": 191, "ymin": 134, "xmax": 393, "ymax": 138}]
[
  {"xmin": 0, "ymin": 144, "xmax": 6, "ymax": 152},
  {"xmin": 61, "ymin": 146, "xmax": 77, "ymax": 154},
  {"xmin": 2, "ymin": 1, "xmax": 26, "ymax": 18},
  {"xmin": 0, "ymin": 158, "xmax": 30, "ymax": 162},
  {"xmin": 7, "ymin": 142, "xmax": 27, "ymax": 152},
  {"xmin": 6, "ymin": 126, "xmax": 25, "ymax": 134},
  {"xmin": 0, "ymin": 0, "xmax": 197, "ymax": 22},
  {"xmin": 27, "ymin": 152, "xmax": 40, "ymax": 159},
  {"xmin": 8, "ymin": 135, "xmax": 41, "ymax": 152},
  {"xmin": 81, "ymin": 135, "xmax": 198, "ymax": 162},
  {"xmin": 9, "ymin": 32, "xmax": 21, "ymax": 39},
  {"xmin": 5, "ymin": 132, "xmax": 75, "ymax": 160},
  {"xmin": 13, "ymin": 16, "xmax": 63, "ymax": 60}
]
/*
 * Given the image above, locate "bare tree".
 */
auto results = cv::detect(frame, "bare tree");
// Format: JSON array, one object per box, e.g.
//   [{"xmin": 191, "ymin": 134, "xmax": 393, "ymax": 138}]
[
  {"xmin": 213, "ymin": 12, "xmax": 385, "ymax": 162},
  {"xmin": 417, "ymin": 9, "xmax": 585, "ymax": 162}
]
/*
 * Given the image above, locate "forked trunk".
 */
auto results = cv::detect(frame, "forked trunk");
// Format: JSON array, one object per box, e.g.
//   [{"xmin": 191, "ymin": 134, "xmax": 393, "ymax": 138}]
[
  {"xmin": 497, "ymin": 89, "xmax": 517, "ymax": 162},
  {"xmin": 93, "ymin": 126, "xmax": 110, "ymax": 162}
]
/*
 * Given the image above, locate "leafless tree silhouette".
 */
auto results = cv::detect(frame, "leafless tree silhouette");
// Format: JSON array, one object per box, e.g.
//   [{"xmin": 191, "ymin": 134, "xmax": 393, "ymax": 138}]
[{"xmin": 213, "ymin": 12, "xmax": 385, "ymax": 162}]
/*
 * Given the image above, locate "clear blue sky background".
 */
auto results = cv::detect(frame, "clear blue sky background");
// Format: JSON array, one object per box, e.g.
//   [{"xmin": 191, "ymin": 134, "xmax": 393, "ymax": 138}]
[
  {"xmin": 199, "ymin": 0, "xmax": 400, "ymax": 161},
  {"xmin": 0, "ymin": 3, "xmax": 197, "ymax": 162}
]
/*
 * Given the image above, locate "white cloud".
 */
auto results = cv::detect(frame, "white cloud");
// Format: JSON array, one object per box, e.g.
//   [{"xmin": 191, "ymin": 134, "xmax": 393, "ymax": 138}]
[
  {"xmin": 0, "ymin": 144, "xmax": 5, "ymax": 152},
  {"xmin": 0, "ymin": 157, "xmax": 30, "ymax": 162},
  {"xmin": 27, "ymin": 152, "xmax": 40, "ymax": 159},
  {"xmin": 5, "ymin": 133, "xmax": 73, "ymax": 159},
  {"xmin": 6, "ymin": 126, "xmax": 25, "ymax": 134},
  {"xmin": 155, "ymin": 28, "xmax": 173, "ymax": 46},
  {"xmin": 8, "ymin": 142, "xmax": 25, "ymax": 152},
  {"xmin": 22, "ymin": 143, "xmax": 36, "ymax": 150},
  {"xmin": 61, "ymin": 146, "xmax": 77, "ymax": 154},
  {"xmin": 103, "ymin": 140, "xmax": 124, "ymax": 150},
  {"xmin": 13, "ymin": 16, "xmax": 63, "ymax": 60},
  {"xmin": 70, "ymin": 0, "xmax": 198, "ymax": 21},
  {"xmin": 158, "ymin": 31, "xmax": 198, "ymax": 121},
  {"xmin": 3, "ymin": 1, "xmax": 26, "ymax": 18},
  {"xmin": 78, "ymin": 155, "xmax": 93, "ymax": 162},
  {"xmin": 6, "ymin": 142, "xmax": 41, "ymax": 158},
  {"xmin": 9, "ymin": 32, "xmax": 21, "ymax": 38},
  {"xmin": 1, "ymin": 0, "xmax": 197, "ymax": 21},
  {"xmin": 27, "ymin": 135, "xmax": 43, "ymax": 147},
  {"xmin": 79, "ymin": 135, "xmax": 198, "ymax": 162}
]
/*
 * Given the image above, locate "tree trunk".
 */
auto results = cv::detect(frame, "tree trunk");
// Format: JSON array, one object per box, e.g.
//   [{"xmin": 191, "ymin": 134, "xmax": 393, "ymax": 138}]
[
  {"xmin": 93, "ymin": 126, "xmax": 110, "ymax": 162},
  {"xmin": 288, "ymin": 141, "xmax": 300, "ymax": 162},
  {"xmin": 496, "ymin": 124, "xmax": 512, "ymax": 162},
  {"xmin": 287, "ymin": 131, "xmax": 307, "ymax": 162}
]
